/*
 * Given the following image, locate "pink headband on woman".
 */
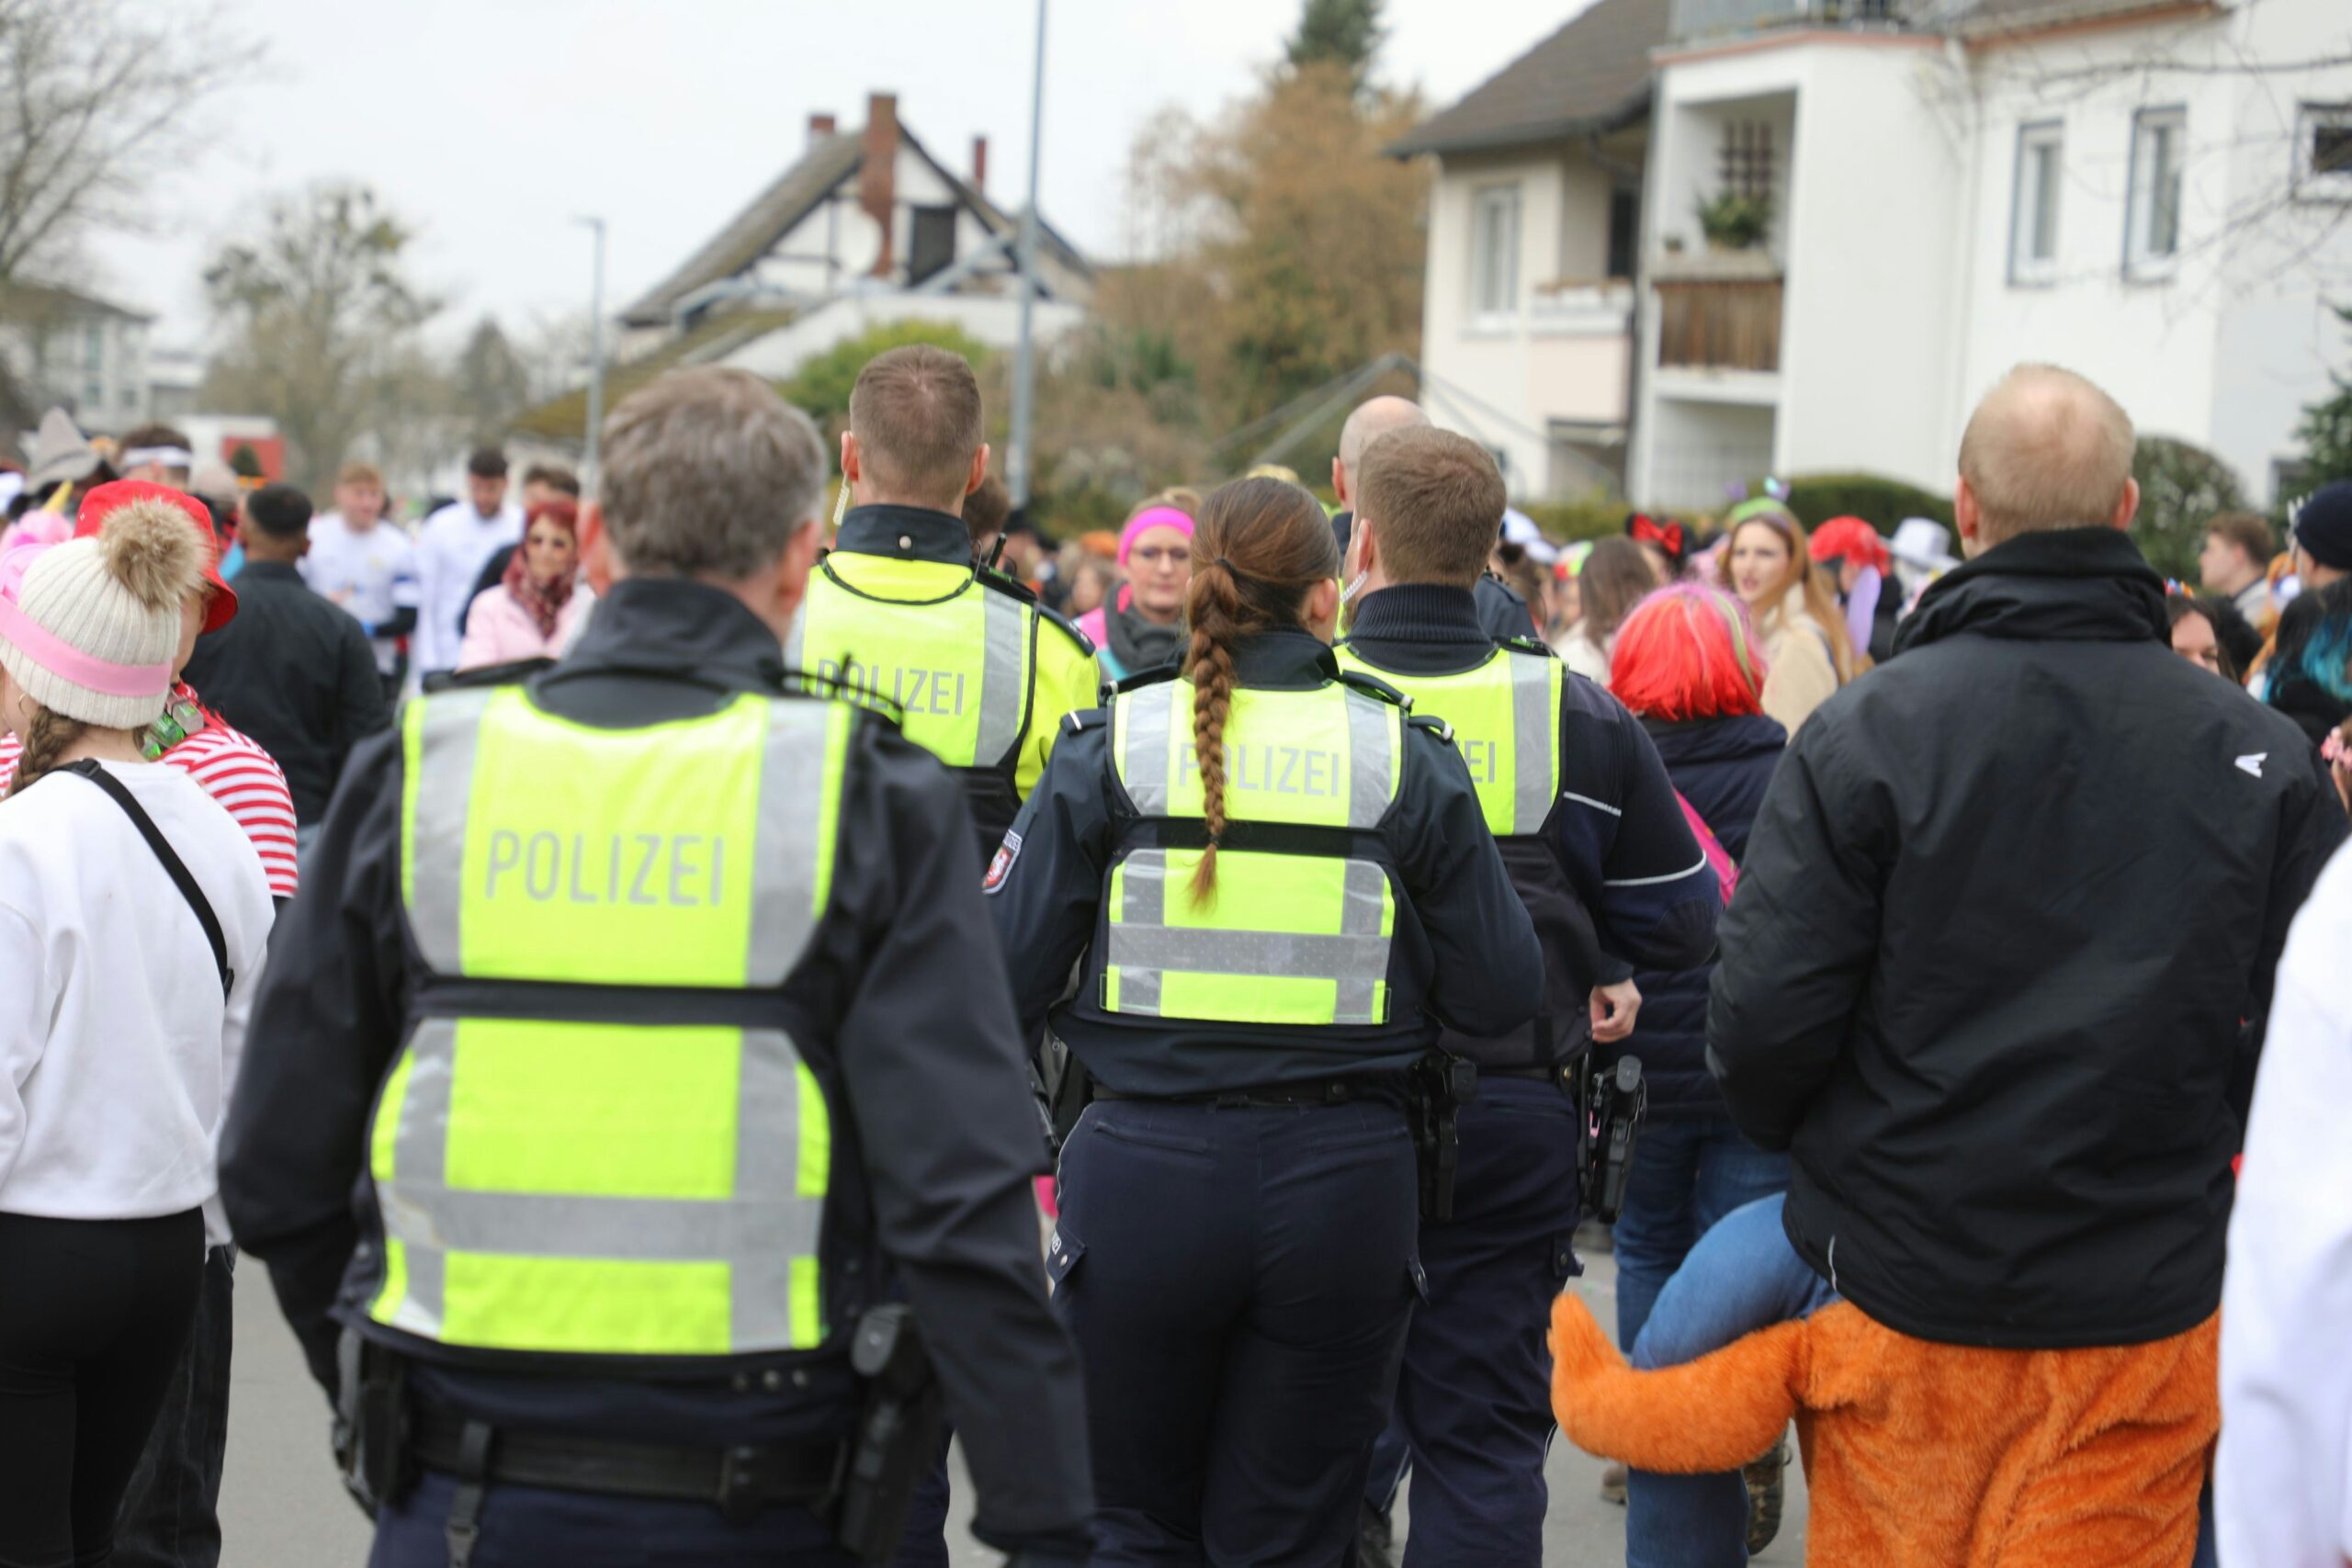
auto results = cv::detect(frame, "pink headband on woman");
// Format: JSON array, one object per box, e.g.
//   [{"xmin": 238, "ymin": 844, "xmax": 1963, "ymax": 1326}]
[
  {"xmin": 0, "ymin": 539, "xmax": 174, "ymax": 698},
  {"xmin": 1118, "ymin": 506, "xmax": 1195, "ymax": 566}
]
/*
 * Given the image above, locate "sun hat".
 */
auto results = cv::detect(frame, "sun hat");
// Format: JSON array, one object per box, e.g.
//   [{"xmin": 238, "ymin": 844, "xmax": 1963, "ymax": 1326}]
[
  {"xmin": 74, "ymin": 480, "xmax": 238, "ymax": 632},
  {"xmin": 0, "ymin": 497, "xmax": 205, "ymax": 729}
]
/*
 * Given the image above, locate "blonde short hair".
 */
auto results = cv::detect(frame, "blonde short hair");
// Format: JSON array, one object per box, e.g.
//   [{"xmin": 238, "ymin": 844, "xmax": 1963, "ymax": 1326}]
[{"xmin": 1958, "ymin": 365, "xmax": 2135, "ymax": 547}]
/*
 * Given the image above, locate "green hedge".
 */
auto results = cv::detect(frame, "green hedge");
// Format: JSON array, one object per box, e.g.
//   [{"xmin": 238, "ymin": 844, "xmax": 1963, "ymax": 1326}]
[
  {"xmin": 1517, "ymin": 497, "xmax": 1631, "ymax": 544},
  {"xmin": 1779, "ymin": 473, "xmax": 1953, "ymax": 535}
]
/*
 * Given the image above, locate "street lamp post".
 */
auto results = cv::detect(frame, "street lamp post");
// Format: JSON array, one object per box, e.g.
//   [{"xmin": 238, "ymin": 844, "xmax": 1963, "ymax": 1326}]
[
  {"xmin": 1007, "ymin": 0, "xmax": 1048, "ymax": 507},
  {"xmin": 576, "ymin": 216, "xmax": 608, "ymax": 490}
]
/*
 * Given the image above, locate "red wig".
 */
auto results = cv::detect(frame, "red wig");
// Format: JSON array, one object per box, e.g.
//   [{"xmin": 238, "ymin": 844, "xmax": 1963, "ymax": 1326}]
[
  {"xmin": 1609, "ymin": 584, "xmax": 1769, "ymax": 721},
  {"xmin": 525, "ymin": 496, "xmax": 579, "ymax": 536}
]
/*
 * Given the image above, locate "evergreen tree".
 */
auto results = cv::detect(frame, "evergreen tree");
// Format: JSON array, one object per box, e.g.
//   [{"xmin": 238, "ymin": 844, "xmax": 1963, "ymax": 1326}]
[
  {"xmin": 2294, "ymin": 304, "xmax": 2352, "ymax": 491},
  {"xmin": 1285, "ymin": 0, "xmax": 1385, "ymax": 89}
]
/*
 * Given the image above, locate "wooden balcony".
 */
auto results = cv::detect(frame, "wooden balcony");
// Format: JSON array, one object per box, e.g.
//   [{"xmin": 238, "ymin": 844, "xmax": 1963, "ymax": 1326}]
[{"xmin": 1655, "ymin": 274, "xmax": 1783, "ymax": 375}]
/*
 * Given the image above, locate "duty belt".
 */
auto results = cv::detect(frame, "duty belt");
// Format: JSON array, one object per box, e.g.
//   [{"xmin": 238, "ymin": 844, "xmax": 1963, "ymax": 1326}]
[
  {"xmin": 410, "ymin": 1404, "xmax": 841, "ymax": 1524},
  {"xmin": 1092, "ymin": 1074, "xmax": 1385, "ymax": 1108}
]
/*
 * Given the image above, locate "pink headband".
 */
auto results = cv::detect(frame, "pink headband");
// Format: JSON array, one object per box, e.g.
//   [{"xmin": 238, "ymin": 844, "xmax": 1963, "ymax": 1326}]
[
  {"xmin": 0, "ymin": 540, "xmax": 174, "ymax": 699},
  {"xmin": 1118, "ymin": 506, "xmax": 1195, "ymax": 566}
]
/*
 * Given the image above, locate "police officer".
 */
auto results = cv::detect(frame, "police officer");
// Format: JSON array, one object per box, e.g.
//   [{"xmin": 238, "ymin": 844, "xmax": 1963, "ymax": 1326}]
[
  {"xmin": 1329, "ymin": 396, "xmax": 1536, "ymax": 645},
  {"xmin": 217, "ymin": 367, "xmax": 1092, "ymax": 1568},
  {"xmin": 1335, "ymin": 428, "xmax": 1721, "ymax": 1566},
  {"xmin": 787, "ymin": 343, "xmax": 1098, "ymax": 863},
  {"xmin": 986, "ymin": 475, "xmax": 1543, "ymax": 1562}
]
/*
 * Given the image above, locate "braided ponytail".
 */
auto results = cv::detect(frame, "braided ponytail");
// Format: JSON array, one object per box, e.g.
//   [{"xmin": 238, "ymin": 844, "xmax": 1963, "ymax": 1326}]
[
  {"xmin": 1182, "ymin": 477, "xmax": 1343, "ymax": 905},
  {"xmin": 11, "ymin": 704, "xmax": 89, "ymax": 795}
]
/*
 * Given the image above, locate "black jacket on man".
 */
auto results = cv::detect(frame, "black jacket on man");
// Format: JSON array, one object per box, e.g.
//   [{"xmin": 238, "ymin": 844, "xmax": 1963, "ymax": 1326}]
[
  {"xmin": 218, "ymin": 578, "xmax": 1092, "ymax": 1556},
  {"xmin": 1708, "ymin": 527, "xmax": 2345, "ymax": 1350},
  {"xmin": 183, "ymin": 558, "xmax": 390, "ymax": 823}
]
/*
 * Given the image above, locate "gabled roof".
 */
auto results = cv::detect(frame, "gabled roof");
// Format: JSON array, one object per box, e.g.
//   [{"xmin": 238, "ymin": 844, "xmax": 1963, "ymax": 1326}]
[
  {"xmin": 1387, "ymin": 0, "xmax": 1669, "ymax": 159},
  {"xmin": 511, "ymin": 303, "xmax": 800, "ymax": 444},
  {"xmin": 618, "ymin": 122, "xmax": 1091, "ymax": 330},
  {"xmin": 0, "ymin": 281, "xmax": 153, "ymax": 324}
]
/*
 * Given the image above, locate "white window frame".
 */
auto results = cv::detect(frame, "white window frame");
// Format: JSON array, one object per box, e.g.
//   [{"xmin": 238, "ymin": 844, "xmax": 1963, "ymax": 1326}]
[
  {"xmin": 2294, "ymin": 103, "xmax": 2352, "ymax": 203},
  {"xmin": 2124, "ymin": 106, "xmax": 2187, "ymax": 281},
  {"xmin": 2008, "ymin": 120, "xmax": 2064, "ymax": 286},
  {"xmin": 1468, "ymin": 184, "xmax": 1521, "ymax": 328}
]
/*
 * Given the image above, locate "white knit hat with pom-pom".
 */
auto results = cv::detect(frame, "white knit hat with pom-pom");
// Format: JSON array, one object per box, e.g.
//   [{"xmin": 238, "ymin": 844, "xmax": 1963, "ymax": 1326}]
[{"xmin": 0, "ymin": 497, "xmax": 202, "ymax": 729}]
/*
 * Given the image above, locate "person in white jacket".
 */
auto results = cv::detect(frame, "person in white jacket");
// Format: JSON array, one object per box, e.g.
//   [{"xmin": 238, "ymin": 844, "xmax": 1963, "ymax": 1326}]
[
  {"xmin": 2219, "ymin": 838, "xmax": 2352, "ymax": 1567},
  {"xmin": 0, "ymin": 496, "xmax": 272, "ymax": 1565}
]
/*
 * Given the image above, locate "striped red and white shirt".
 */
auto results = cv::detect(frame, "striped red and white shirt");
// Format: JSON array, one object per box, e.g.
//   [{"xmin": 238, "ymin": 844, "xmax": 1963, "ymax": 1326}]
[{"xmin": 0, "ymin": 687, "xmax": 300, "ymax": 899}]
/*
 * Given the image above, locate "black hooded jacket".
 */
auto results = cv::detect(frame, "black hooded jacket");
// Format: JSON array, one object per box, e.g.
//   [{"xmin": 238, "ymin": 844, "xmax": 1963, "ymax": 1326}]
[{"xmin": 1708, "ymin": 528, "xmax": 2345, "ymax": 1349}]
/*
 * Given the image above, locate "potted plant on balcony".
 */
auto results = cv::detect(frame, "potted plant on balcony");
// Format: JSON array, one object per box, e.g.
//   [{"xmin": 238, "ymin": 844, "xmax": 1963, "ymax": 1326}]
[{"xmin": 1695, "ymin": 189, "xmax": 1773, "ymax": 252}]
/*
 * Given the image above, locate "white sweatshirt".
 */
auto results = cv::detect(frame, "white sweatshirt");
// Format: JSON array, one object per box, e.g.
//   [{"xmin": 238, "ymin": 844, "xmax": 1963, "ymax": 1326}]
[
  {"xmin": 0, "ymin": 760, "xmax": 273, "ymax": 1238},
  {"xmin": 2219, "ymin": 840, "xmax": 2352, "ymax": 1567}
]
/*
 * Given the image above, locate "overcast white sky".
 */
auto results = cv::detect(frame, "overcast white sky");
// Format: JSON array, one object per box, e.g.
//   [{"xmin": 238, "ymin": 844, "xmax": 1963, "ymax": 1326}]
[{"xmin": 96, "ymin": 0, "xmax": 1580, "ymax": 351}]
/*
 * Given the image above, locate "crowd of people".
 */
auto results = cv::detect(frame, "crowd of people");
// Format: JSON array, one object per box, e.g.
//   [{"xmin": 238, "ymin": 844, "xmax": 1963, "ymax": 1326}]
[{"xmin": 0, "ymin": 345, "xmax": 2348, "ymax": 1568}]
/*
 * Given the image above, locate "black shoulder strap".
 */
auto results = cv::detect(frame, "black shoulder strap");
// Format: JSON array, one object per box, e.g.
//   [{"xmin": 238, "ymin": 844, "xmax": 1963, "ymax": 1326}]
[{"xmin": 51, "ymin": 761, "xmax": 232, "ymax": 998}]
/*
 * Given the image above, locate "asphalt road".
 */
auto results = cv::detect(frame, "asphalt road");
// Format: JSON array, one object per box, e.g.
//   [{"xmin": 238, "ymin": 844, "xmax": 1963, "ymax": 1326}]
[{"xmin": 222, "ymin": 1245, "xmax": 1807, "ymax": 1565}]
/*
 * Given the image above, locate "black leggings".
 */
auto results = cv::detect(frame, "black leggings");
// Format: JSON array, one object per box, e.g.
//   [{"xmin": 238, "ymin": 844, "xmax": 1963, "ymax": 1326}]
[{"xmin": 0, "ymin": 1208, "xmax": 204, "ymax": 1568}]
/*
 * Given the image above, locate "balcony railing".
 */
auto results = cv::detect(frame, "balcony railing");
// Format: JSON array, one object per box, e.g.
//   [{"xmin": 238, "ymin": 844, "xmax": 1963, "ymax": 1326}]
[
  {"xmin": 1656, "ymin": 276, "xmax": 1783, "ymax": 374},
  {"xmin": 1669, "ymin": 0, "xmax": 1894, "ymax": 39}
]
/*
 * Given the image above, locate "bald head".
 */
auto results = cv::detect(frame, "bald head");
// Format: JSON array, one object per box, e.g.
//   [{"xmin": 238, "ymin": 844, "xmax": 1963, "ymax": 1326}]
[
  {"xmin": 1956, "ymin": 365, "xmax": 2138, "ymax": 554},
  {"xmin": 1335, "ymin": 396, "xmax": 1431, "ymax": 507}
]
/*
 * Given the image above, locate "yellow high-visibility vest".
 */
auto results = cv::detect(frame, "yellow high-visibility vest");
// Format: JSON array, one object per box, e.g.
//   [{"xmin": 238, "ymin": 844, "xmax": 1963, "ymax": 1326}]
[
  {"xmin": 786, "ymin": 557, "xmax": 1096, "ymax": 812},
  {"xmin": 1101, "ymin": 677, "xmax": 1405, "ymax": 1027},
  {"xmin": 379, "ymin": 684, "xmax": 851, "ymax": 1359},
  {"xmin": 1335, "ymin": 642, "xmax": 1562, "ymax": 839}
]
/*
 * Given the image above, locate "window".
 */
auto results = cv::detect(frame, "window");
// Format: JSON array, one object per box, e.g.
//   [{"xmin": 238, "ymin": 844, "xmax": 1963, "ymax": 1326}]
[
  {"xmin": 2009, "ymin": 121, "xmax": 2064, "ymax": 285},
  {"xmin": 83, "ymin": 324, "xmax": 102, "ymax": 370},
  {"xmin": 1470, "ymin": 186, "xmax": 1521, "ymax": 320},
  {"xmin": 2295, "ymin": 103, "xmax": 2352, "ymax": 202},
  {"xmin": 907, "ymin": 205, "xmax": 957, "ymax": 287},
  {"xmin": 1605, "ymin": 186, "xmax": 1641, "ymax": 280},
  {"xmin": 2125, "ymin": 107, "xmax": 2186, "ymax": 279},
  {"xmin": 1719, "ymin": 121, "xmax": 1775, "ymax": 201}
]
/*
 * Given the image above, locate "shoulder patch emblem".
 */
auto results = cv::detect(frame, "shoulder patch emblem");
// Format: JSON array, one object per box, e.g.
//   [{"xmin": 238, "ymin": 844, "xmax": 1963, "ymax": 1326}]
[{"xmin": 983, "ymin": 829, "xmax": 1023, "ymax": 894}]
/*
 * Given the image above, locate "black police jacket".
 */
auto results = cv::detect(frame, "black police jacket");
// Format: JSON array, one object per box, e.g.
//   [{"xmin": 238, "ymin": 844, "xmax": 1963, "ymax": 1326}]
[
  {"xmin": 1709, "ymin": 527, "xmax": 2346, "ymax": 1350},
  {"xmin": 1342, "ymin": 585, "xmax": 1722, "ymax": 1070},
  {"xmin": 217, "ymin": 577, "xmax": 1092, "ymax": 1556},
  {"xmin": 987, "ymin": 625, "xmax": 1544, "ymax": 1095}
]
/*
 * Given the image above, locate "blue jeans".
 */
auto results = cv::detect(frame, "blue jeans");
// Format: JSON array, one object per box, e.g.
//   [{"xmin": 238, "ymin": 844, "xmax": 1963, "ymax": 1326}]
[
  {"xmin": 1624, "ymin": 1195, "xmax": 1835, "ymax": 1568},
  {"xmin": 1611, "ymin": 1114, "xmax": 1791, "ymax": 1355},
  {"xmin": 114, "ymin": 1244, "xmax": 235, "ymax": 1568}
]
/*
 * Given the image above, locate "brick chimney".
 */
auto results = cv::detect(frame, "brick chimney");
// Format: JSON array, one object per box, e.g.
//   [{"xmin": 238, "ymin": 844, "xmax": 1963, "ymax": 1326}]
[
  {"xmin": 807, "ymin": 111, "xmax": 836, "ymax": 151},
  {"xmin": 860, "ymin": 92, "xmax": 899, "ymax": 278},
  {"xmin": 971, "ymin": 135, "xmax": 989, "ymax": 195}
]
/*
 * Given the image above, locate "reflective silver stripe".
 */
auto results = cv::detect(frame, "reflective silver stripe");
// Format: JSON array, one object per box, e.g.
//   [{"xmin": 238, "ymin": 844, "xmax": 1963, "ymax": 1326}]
[
  {"xmin": 974, "ymin": 588, "xmax": 1027, "ymax": 767},
  {"xmin": 747, "ymin": 703, "xmax": 835, "ymax": 985},
  {"xmin": 1508, "ymin": 653, "xmax": 1557, "ymax": 834},
  {"xmin": 378, "ymin": 1020, "xmax": 820, "ymax": 1353},
  {"xmin": 1105, "ymin": 925, "xmax": 1392, "ymax": 980},
  {"xmin": 781, "ymin": 600, "xmax": 807, "ymax": 670},
  {"xmin": 1343, "ymin": 693, "xmax": 1396, "ymax": 828},
  {"xmin": 405, "ymin": 689, "xmax": 498, "ymax": 974},
  {"xmin": 1104, "ymin": 849, "xmax": 1391, "ymax": 1021},
  {"xmin": 1336, "ymin": 859, "xmax": 1390, "ymax": 1022},
  {"xmin": 1119, "ymin": 685, "xmax": 1175, "ymax": 814}
]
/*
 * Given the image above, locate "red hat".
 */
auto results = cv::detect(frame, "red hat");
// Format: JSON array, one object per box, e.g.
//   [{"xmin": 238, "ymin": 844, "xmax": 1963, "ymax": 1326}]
[
  {"xmin": 74, "ymin": 479, "xmax": 238, "ymax": 632},
  {"xmin": 1807, "ymin": 516, "xmax": 1891, "ymax": 577}
]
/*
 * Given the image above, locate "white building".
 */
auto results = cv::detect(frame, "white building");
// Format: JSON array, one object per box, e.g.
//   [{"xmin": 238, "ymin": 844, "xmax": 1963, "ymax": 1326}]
[
  {"xmin": 515, "ymin": 93, "xmax": 1093, "ymax": 453},
  {"xmin": 0, "ymin": 282, "xmax": 154, "ymax": 436},
  {"xmin": 1405, "ymin": 0, "xmax": 2352, "ymax": 509},
  {"xmin": 1391, "ymin": 0, "xmax": 1668, "ymax": 499}
]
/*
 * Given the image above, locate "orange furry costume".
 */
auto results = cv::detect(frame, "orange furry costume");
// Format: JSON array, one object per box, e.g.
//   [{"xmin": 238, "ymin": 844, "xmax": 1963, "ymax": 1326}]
[{"xmin": 1547, "ymin": 1294, "xmax": 2217, "ymax": 1566}]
